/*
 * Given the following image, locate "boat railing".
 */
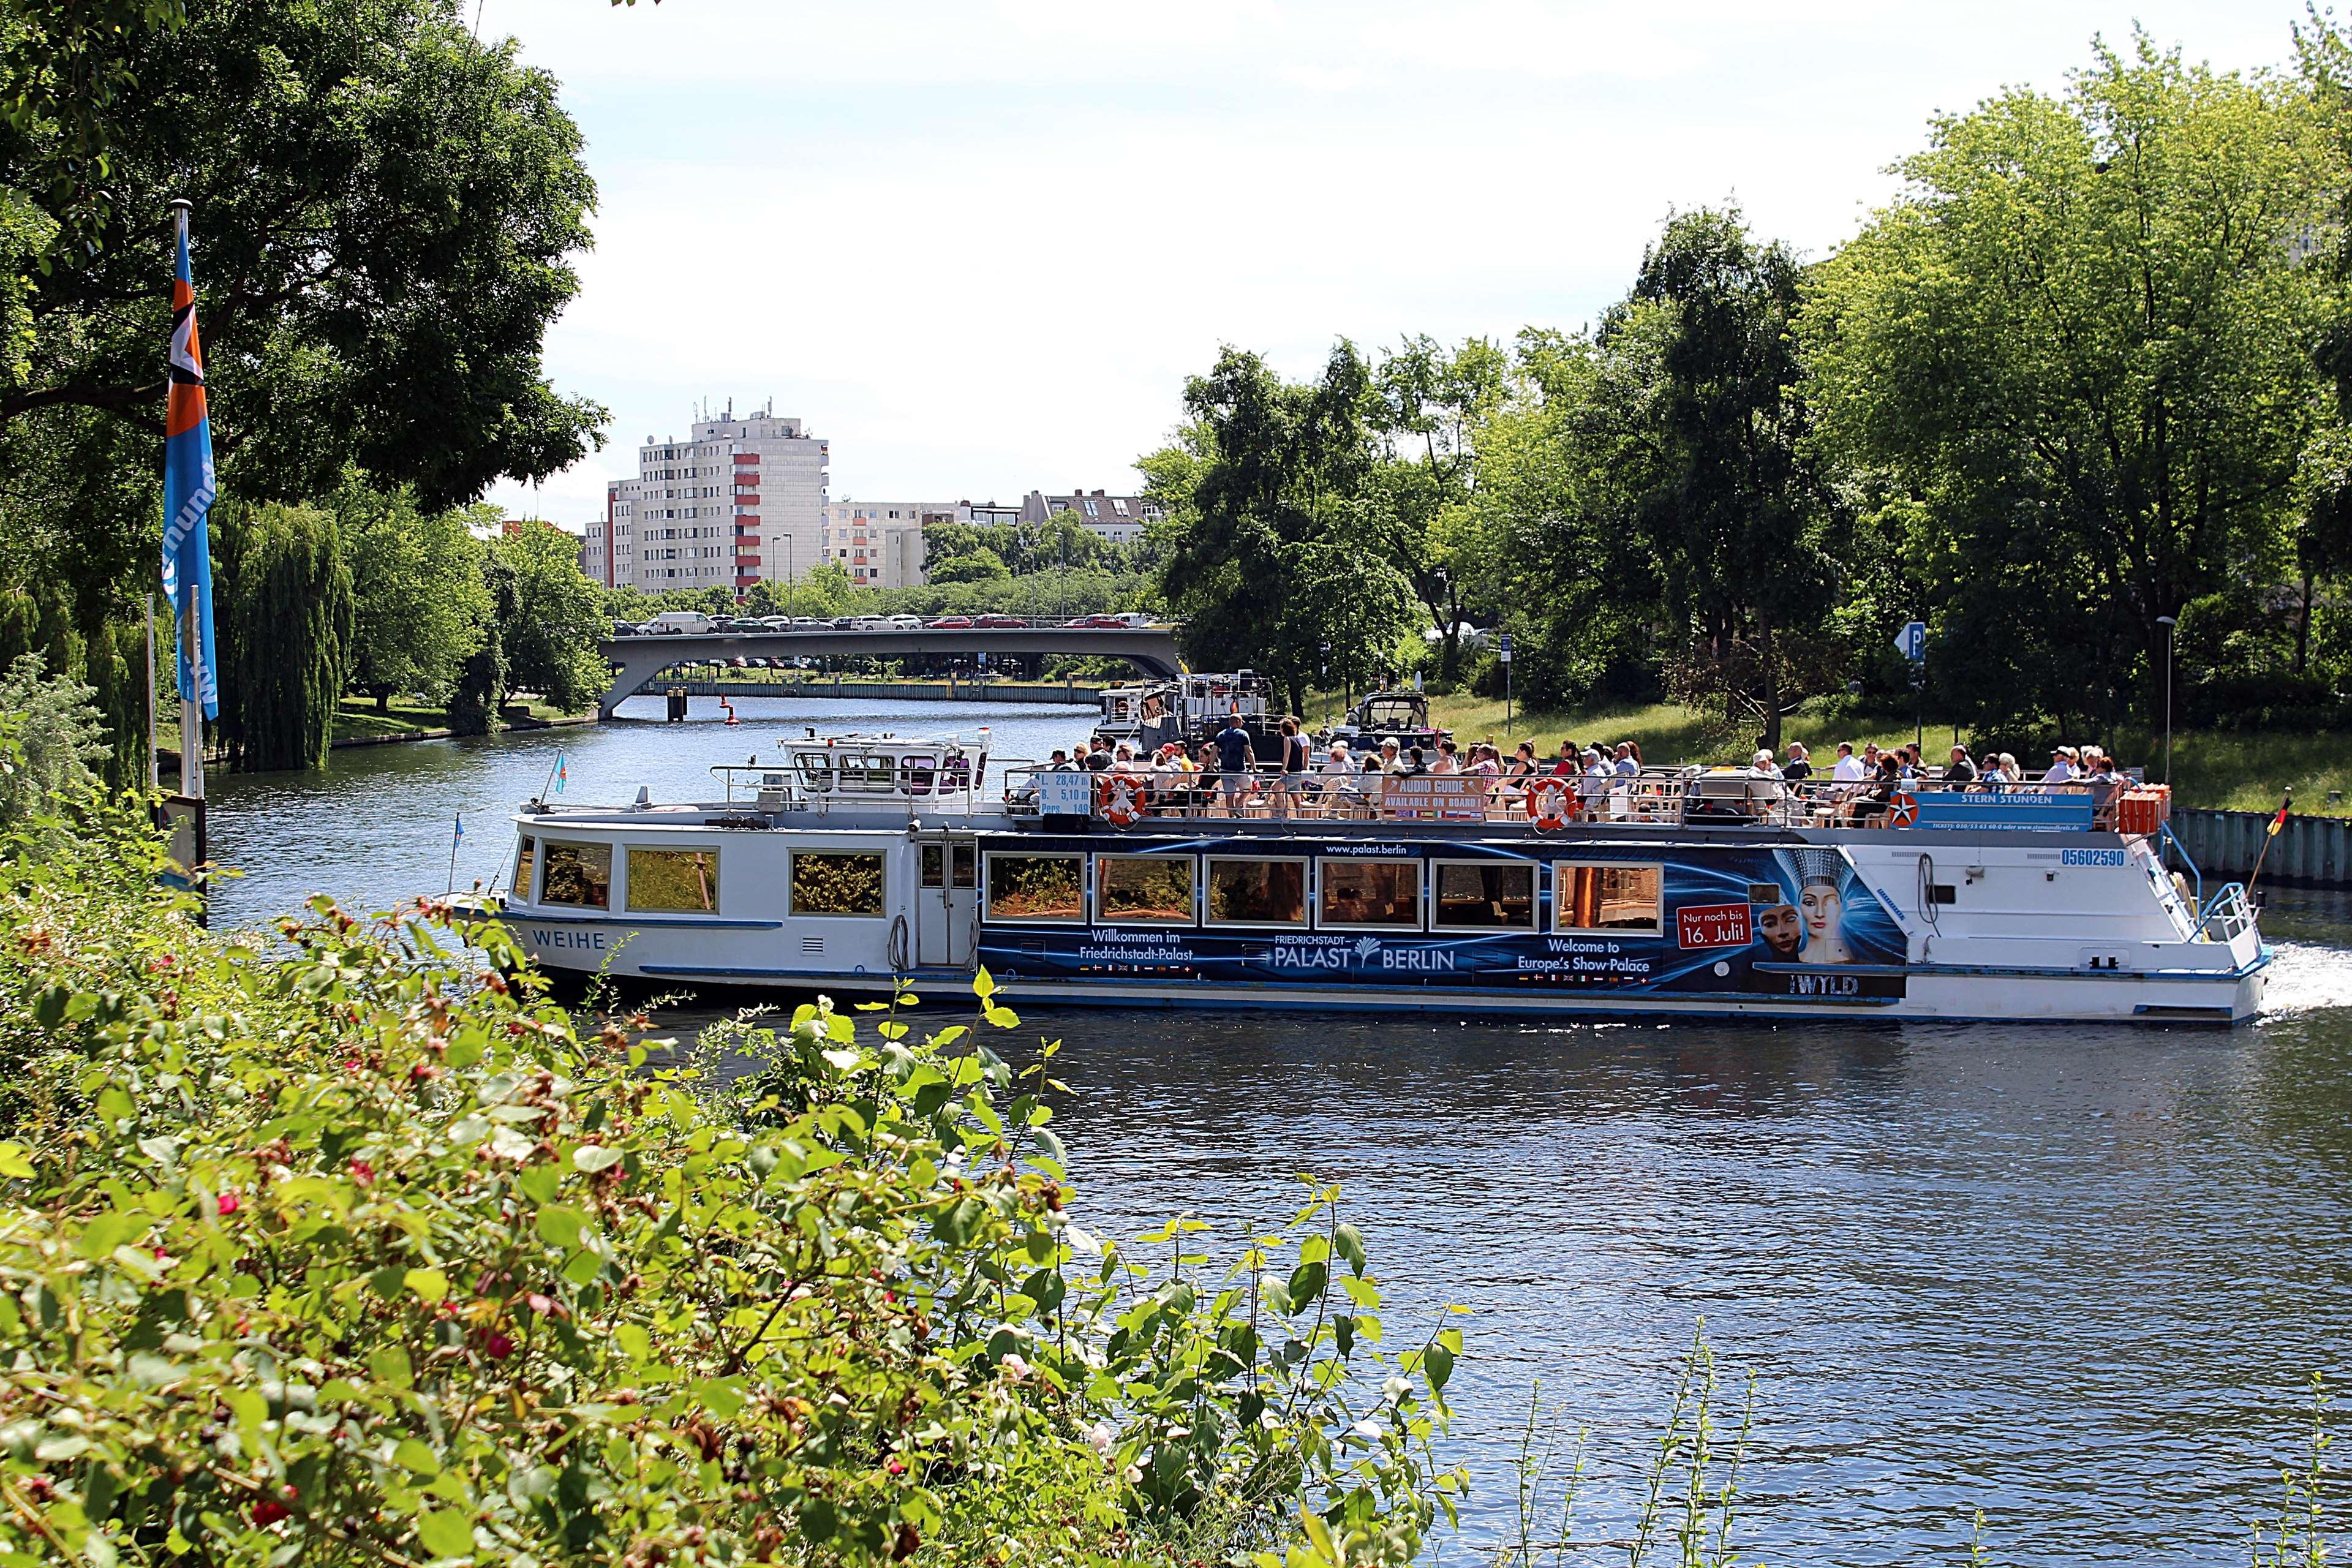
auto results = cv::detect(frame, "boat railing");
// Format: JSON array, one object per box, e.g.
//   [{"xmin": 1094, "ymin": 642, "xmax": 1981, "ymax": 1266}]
[
  {"xmin": 997, "ymin": 765, "xmax": 2170, "ymax": 834},
  {"xmin": 2194, "ymin": 881, "xmax": 2256, "ymax": 943}
]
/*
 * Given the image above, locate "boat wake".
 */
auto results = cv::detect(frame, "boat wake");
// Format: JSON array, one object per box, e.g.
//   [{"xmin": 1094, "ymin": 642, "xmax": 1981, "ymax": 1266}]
[{"xmin": 2258, "ymin": 940, "xmax": 2352, "ymax": 1017}]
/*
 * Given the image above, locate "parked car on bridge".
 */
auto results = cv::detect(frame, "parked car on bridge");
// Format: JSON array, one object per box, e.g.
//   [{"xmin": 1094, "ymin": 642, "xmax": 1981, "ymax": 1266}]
[
  {"xmin": 647, "ymin": 611, "xmax": 713, "ymax": 635},
  {"xmin": 886, "ymin": 614, "xmax": 922, "ymax": 631},
  {"xmin": 791, "ymin": 617, "xmax": 828, "ymax": 630},
  {"xmin": 974, "ymin": 612, "xmax": 1025, "ymax": 629},
  {"xmin": 1070, "ymin": 613, "xmax": 1125, "ymax": 628},
  {"xmin": 927, "ymin": 615, "xmax": 974, "ymax": 629},
  {"xmin": 611, "ymin": 621, "xmax": 639, "ymax": 637}
]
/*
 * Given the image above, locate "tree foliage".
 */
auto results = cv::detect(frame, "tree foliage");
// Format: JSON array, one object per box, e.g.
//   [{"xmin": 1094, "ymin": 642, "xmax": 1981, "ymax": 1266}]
[
  {"xmin": 341, "ymin": 483, "xmax": 489, "ymax": 710},
  {"xmin": 0, "ymin": 0, "xmax": 606, "ymax": 512},
  {"xmin": 213, "ymin": 499, "xmax": 353, "ymax": 772},
  {"xmin": 1804, "ymin": 32, "xmax": 2332, "ymax": 734}
]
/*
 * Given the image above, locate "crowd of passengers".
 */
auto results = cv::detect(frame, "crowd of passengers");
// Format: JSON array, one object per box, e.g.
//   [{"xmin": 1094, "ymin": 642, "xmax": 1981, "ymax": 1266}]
[{"xmin": 1038, "ymin": 716, "xmax": 2140, "ymax": 826}]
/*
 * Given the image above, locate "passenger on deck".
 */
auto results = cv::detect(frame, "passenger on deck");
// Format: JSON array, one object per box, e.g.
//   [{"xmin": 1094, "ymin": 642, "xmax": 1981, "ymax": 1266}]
[
  {"xmin": 1782, "ymin": 742, "xmax": 1812, "ymax": 780},
  {"xmin": 1082, "ymin": 739, "xmax": 1112, "ymax": 774},
  {"xmin": 1614, "ymin": 741, "xmax": 1641, "ymax": 778},
  {"xmin": 1749, "ymin": 749, "xmax": 1781, "ymax": 778},
  {"xmin": 1401, "ymin": 746, "xmax": 1429, "ymax": 776},
  {"xmin": 1379, "ymin": 739, "xmax": 1405, "ymax": 775},
  {"xmin": 1046, "ymin": 748, "xmax": 1072, "ymax": 771},
  {"xmin": 1110, "ymin": 742, "xmax": 1143, "ymax": 774},
  {"xmin": 1214, "ymin": 712, "xmax": 1255, "ymax": 816},
  {"xmin": 1430, "ymin": 741, "xmax": 1459, "ymax": 775},
  {"xmin": 2043, "ymin": 746, "xmax": 2079, "ymax": 783},
  {"xmin": 1553, "ymin": 741, "xmax": 1581, "ymax": 777},
  {"xmin": 1842, "ymin": 755, "xmax": 1901, "ymax": 825},
  {"xmin": 1945, "ymin": 745, "xmax": 1977, "ymax": 785},
  {"xmin": 1275, "ymin": 717, "xmax": 1310, "ymax": 820},
  {"xmin": 1581, "ymin": 748, "xmax": 1613, "ymax": 813},
  {"xmin": 1978, "ymin": 752, "xmax": 2011, "ymax": 785},
  {"xmin": 1831, "ymin": 742, "xmax": 1864, "ymax": 782}
]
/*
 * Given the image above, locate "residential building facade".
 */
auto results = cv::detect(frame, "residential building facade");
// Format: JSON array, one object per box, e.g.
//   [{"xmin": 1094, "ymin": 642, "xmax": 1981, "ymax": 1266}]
[
  {"xmin": 1018, "ymin": 488, "xmax": 1157, "ymax": 546},
  {"xmin": 583, "ymin": 404, "xmax": 829, "ymax": 592},
  {"xmin": 819, "ymin": 501, "xmax": 956, "ymax": 590}
]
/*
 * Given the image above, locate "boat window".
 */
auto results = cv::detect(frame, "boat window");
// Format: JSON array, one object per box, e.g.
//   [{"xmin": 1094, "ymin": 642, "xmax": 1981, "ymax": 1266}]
[
  {"xmin": 1432, "ymin": 861, "xmax": 1536, "ymax": 931},
  {"xmin": 1205, "ymin": 858, "xmax": 1307, "ymax": 927},
  {"xmin": 920, "ymin": 845, "xmax": 978, "ymax": 889},
  {"xmin": 794, "ymin": 751, "xmax": 835, "ymax": 791},
  {"xmin": 839, "ymin": 753, "xmax": 895, "ymax": 791},
  {"xmin": 1317, "ymin": 858, "xmax": 1423, "ymax": 929},
  {"xmin": 540, "ymin": 840, "xmax": 612, "ymax": 909},
  {"xmin": 899, "ymin": 753, "xmax": 938, "ymax": 795},
  {"xmin": 1554, "ymin": 862, "xmax": 1662, "ymax": 935},
  {"xmin": 626, "ymin": 848, "xmax": 719, "ymax": 913},
  {"xmin": 985, "ymin": 853, "xmax": 1084, "ymax": 923},
  {"xmin": 1097, "ymin": 856, "xmax": 1195, "ymax": 925},
  {"xmin": 790, "ymin": 851, "xmax": 886, "ymax": 916},
  {"xmin": 513, "ymin": 835, "xmax": 536, "ymax": 901}
]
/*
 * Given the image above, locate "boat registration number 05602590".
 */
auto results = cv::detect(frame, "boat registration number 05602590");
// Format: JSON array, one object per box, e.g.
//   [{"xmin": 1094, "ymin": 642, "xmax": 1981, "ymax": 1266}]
[{"xmin": 2060, "ymin": 848, "xmax": 2127, "ymax": 867}]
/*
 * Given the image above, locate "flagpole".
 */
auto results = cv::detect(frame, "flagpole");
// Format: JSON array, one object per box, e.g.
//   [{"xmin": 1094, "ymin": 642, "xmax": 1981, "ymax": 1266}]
[
  {"xmin": 446, "ymin": 814, "xmax": 462, "ymax": 894},
  {"xmin": 2246, "ymin": 787, "xmax": 2291, "ymax": 897},
  {"xmin": 145, "ymin": 591, "xmax": 159, "ymax": 796}
]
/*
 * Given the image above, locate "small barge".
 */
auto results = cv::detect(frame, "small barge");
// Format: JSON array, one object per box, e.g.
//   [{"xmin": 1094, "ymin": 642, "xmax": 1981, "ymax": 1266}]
[{"xmin": 483, "ymin": 732, "xmax": 2267, "ymax": 1023}]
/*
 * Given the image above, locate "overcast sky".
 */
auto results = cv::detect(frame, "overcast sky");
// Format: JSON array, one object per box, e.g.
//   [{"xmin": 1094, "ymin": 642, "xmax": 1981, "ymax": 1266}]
[{"xmin": 478, "ymin": 0, "xmax": 2305, "ymax": 531}]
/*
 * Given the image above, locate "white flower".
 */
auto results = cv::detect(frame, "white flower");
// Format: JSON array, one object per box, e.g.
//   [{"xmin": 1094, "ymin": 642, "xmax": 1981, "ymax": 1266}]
[
  {"xmin": 1122, "ymin": 1464, "xmax": 1144, "ymax": 1485},
  {"xmin": 1000, "ymin": 1354, "xmax": 1031, "ymax": 1382},
  {"xmin": 1259, "ymin": 1410, "xmax": 1280, "ymax": 1431},
  {"xmin": 1087, "ymin": 1422, "xmax": 1115, "ymax": 1456},
  {"xmin": 1350, "ymin": 1419, "xmax": 1384, "ymax": 1442}
]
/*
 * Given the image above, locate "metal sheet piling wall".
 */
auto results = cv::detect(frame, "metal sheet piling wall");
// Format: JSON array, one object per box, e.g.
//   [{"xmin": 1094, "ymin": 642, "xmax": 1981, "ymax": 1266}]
[{"xmin": 2168, "ymin": 808, "xmax": 2352, "ymax": 888}]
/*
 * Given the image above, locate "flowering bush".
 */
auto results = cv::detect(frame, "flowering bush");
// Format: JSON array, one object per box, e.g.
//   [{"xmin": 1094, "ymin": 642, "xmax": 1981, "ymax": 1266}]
[{"xmin": 0, "ymin": 764, "xmax": 1461, "ymax": 1566}]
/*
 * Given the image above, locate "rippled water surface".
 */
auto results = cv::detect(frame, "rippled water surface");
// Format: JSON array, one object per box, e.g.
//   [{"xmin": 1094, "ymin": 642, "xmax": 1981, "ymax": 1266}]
[{"xmin": 208, "ymin": 700, "xmax": 2352, "ymax": 1566}]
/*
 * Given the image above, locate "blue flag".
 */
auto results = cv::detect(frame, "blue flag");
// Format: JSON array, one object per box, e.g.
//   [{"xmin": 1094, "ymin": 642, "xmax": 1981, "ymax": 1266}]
[{"xmin": 160, "ymin": 210, "xmax": 219, "ymax": 720}]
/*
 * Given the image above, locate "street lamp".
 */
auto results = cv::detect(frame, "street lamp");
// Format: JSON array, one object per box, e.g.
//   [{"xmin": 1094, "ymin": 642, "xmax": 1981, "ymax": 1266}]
[{"xmin": 2155, "ymin": 614, "xmax": 2177, "ymax": 786}]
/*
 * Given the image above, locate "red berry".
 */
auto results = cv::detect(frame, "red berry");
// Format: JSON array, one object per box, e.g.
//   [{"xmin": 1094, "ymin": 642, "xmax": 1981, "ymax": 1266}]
[
  {"xmin": 251, "ymin": 1500, "xmax": 291, "ymax": 1526},
  {"xmin": 216, "ymin": 1190, "xmax": 240, "ymax": 1216},
  {"xmin": 348, "ymin": 1159, "xmax": 375, "ymax": 1187}
]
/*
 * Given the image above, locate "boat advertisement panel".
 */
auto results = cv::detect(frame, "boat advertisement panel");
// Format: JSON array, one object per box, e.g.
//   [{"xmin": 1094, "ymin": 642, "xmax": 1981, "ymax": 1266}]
[{"xmin": 976, "ymin": 834, "xmax": 1907, "ymax": 1003}]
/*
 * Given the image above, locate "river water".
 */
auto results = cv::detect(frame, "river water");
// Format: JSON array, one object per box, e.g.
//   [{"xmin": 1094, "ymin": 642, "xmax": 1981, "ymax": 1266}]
[{"xmin": 209, "ymin": 696, "xmax": 2352, "ymax": 1566}]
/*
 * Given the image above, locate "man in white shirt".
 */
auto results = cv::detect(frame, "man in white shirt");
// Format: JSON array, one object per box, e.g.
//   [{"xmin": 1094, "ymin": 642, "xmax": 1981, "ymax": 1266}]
[
  {"xmin": 2043, "ymin": 745, "xmax": 2078, "ymax": 783},
  {"xmin": 1831, "ymin": 742, "xmax": 1864, "ymax": 782}
]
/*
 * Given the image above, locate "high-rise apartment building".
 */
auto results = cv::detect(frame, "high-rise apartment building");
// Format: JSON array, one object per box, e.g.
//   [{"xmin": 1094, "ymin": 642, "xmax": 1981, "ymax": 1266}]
[{"xmin": 582, "ymin": 403, "xmax": 828, "ymax": 592}]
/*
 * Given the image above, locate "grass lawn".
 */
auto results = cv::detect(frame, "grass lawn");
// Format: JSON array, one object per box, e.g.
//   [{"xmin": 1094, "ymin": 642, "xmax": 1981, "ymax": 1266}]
[
  {"xmin": 1313, "ymin": 691, "xmax": 2352, "ymax": 818},
  {"xmin": 331, "ymin": 698, "xmax": 587, "ymax": 745}
]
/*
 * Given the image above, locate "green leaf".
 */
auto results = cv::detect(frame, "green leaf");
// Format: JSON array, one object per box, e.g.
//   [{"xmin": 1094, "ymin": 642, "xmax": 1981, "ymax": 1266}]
[
  {"xmin": 370, "ymin": 1346, "xmax": 414, "ymax": 1389},
  {"xmin": 535, "ymin": 1205, "xmax": 588, "ymax": 1250},
  {"xmin": 404, "ymin": 1268, "xmax": 450, "ymax": 1303},
  {"xmin": 416, "ymin": 1507, "xmax": 475, "ymax": 1559},
  {"xmin": 562, "ymin": 1248, "xmax": 603, "ymax": 1286},
  {"xmin": 1424, "ymin": 1338, "xmax": 1455, "ymax": 1392},
  {"xmin": 572, "ymin": 1144, "xmax": 624, "ymax": 1172},
  {"xmin": 614, "ymin": 1323, "xmax": 651, "ymax": 1363},
  {"xmin": 0, "ymin": 1142, "xmax": 31, "ymax": 1178},
  {"xmin": 396, "ymin": 1438, "xmax": 440, "ymax": 1475},
  {"xmin": 1334, "ymin": 1222, "xmax": 1367, "ymax": 1276}
]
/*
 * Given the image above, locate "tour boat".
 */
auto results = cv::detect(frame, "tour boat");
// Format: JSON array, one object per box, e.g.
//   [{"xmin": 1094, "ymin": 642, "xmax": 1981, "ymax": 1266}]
[{"xmin": 482, "ymin": 730, "xmax": 2268, "ymax": 1024}]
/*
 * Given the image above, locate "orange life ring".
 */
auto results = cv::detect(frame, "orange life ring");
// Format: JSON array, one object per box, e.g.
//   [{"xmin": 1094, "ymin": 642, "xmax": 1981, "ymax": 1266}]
[
  {"xmin": 1098, "ymin": 772, "xmax": 1150, "ymax": 827},
  {"xmin": 1888, "ymin": 790, "xmax": 1918, "ymax": 827},
  {"xmin": 1527, "ymin": 777, "xmax": 1572, "ymax": 831}
]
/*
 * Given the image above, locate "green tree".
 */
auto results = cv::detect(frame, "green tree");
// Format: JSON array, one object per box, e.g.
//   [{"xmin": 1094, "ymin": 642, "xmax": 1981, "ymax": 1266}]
[
  {"xmin": 339, "ymin": 481, "xmax": 489, "ymax": 711},
  {"xmin": 213, "ymin": 499, "xmax": 353, "ymax": 771},
  {"xmin": 0, "ymin": 0, "xmax": 606, "ymax": 514},
  {"xmin": 491, "ymin": 519, "xmax": 605, "ymax": 714},
  {"xmin": 1630, "ymin": 206, "xmax": 1841, "ymax": 751},
  {"xmin": 1150, "ymin": 343, "xmax": 1414, "ymax": 712},
  {"xmin": 0, "ymin": 649, "xmax": 104, "ymax": 831},
  {"xmin": 928, "ymin": 545, "xmax": 1011, "ymax": 584},
  {"xmin": 1365, "ymin": 335, "xmax": 1508, "ymax": 683},
  {"xmin": 1805, "ymin": 33, "xmax": 2331, "ymax": 734}
]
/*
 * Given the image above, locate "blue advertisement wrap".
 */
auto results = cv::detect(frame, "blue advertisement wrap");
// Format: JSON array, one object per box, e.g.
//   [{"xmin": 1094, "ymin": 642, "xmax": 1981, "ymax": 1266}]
[
  {"xmin": 1912, "ymin": 790, "xmax": 2093, "ymax": 831},
  {"xmin": 974, "ymin": 834, "xmax": 1909, "ymax": 1004}
]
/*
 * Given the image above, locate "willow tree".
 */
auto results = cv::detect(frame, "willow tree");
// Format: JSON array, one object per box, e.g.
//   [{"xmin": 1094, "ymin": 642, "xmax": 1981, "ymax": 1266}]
[{"xmin": 214, "ymin": 502, "xmax": 354, "ymax": 772}]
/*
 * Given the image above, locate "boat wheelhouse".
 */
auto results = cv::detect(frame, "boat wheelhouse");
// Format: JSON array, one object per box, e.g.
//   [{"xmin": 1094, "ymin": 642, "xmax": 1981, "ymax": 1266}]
[{"xmin": 484, "ymin": 734, "xmax": 2267, "ymax": 1024}]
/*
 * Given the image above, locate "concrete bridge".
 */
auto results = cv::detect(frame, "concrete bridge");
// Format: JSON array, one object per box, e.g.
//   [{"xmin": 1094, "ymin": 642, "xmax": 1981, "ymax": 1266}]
[{"xmin": 595, "ymin": 627, "xmax": 1183, "ymax": 719}]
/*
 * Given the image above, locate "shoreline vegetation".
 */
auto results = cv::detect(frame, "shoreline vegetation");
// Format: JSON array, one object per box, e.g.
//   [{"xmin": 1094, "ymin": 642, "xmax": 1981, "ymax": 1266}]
[{"xmin": 2, "ymin": 663, "xmax": 2343, "ymax": 1566}]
